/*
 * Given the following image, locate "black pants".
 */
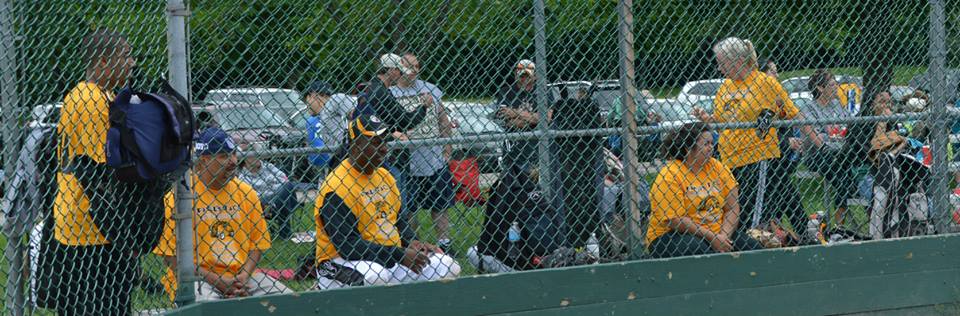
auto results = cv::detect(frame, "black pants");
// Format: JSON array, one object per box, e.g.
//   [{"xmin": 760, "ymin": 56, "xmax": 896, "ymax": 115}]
[
  {"xmin": 732, "ymin": 160, "xmax": 773, "ymax": 234},
  {"xmin": 648, "ymin": 231, "xmax": 764, "ymax": 258},
  {"xmin": 53, "ymin": 244, "xmax": 134, "ymax": 316},
  {"xmin": 806, "ymin": 147, "xmax": 855, "ymax": 209},
  {"xmin": 764, "ymin": 157, "xmax": 806, "ymax": 231}
]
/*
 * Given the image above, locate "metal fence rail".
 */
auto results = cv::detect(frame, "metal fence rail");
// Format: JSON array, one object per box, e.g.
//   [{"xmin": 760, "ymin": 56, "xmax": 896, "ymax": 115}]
[{"xmin": 0, "ymin": 0, "xmax": 956, "ymax": 315}]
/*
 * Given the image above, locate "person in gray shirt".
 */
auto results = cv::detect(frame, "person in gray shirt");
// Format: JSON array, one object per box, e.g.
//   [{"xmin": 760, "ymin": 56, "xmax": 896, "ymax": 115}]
[
  {"xmin": 238, "ymin": 141, "xmax": 316, "ymax": 240},
  {"xmin": 303, "ymin": 81, "xmax": 357, "ymax": 167},
  {"xmin": 389, "ymin": 52, "xmax": 456, "ymax": 253}
]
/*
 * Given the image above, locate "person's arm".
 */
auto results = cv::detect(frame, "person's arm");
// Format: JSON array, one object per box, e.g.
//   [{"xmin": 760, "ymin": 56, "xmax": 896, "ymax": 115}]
[
  {"xmin": 396, "ymin": 203, "xmax": 418, "ymax": 246},
  {"xmin": 666, "ymin": 217, "xmax": 722, "ymax": 240},
  {"xmin": 794, "ymin": 111, "xmax": 824, "ymax": 149},
  {"xmin": 719, "ymin": 187, "xmax": 741, "ymax": 238},
  {"xmin": 319, "ymin": 193, "xmax": 406, "ymax": 266},
  {"xmin": 234, "ymin": 249, "xmax": 263, "ymax": 287},
  {"xmin": 437, "ymin": 101, "xmax": 453, "ymax": 160}
]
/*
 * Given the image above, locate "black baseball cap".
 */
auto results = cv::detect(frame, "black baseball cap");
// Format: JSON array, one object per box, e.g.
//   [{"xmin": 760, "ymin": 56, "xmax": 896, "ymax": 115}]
[{"xmin": 302, "ymin": 81, "xmax": 334, "ymax": 97}]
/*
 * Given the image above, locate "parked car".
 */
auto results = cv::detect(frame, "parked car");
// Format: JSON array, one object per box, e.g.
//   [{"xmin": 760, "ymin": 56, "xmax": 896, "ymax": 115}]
[
  {"xmin": 204, "ymin": 88, "xmax": 307, "ymax": 120},
  {"xmin": 676, "ymin": 79, "xmax": 723, "ymax": 106},
  {"xmin": 634, "ymin": 98, "xmax": 696, "ymax": 161},
  {"xmin": 446, "ymin": 101, "xmax": 504, "ymax": 173},
  {"xmin": 193, "ymin": 101, "xmax": 311, "ymax": 181}
]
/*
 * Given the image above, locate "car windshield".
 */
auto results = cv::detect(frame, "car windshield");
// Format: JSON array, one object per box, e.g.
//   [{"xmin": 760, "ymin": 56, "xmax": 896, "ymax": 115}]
[
  {"xmin": 262, "ymin": 91, "xmax": 306, "ymax": 109},
  {"xmin": 449, "ymin": 106, "xmax": 502, "ymax": 134},
  {"xmin": 689, "ymin": 82, "xmax": 722, "ymax": 96},
  {"xmin": 214, "ymin": 107, "xmax": 288, "ymax": 131}
]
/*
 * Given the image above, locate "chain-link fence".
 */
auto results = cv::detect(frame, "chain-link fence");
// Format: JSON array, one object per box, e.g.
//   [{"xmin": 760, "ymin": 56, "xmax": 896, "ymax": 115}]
[{"xmin": 0, "ymin": 0, "xmax": 957, "ymax": 314}]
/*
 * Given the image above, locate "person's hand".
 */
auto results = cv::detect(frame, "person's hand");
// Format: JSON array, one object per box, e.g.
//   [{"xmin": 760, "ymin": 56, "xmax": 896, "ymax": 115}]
[
  {"xmin": 646, "ymin": 111, "xmax": 662, "ymax": 124},
  {"xmin": 211, "ymin": 275, "xmax": 238, "ymax": 297},
  {"xmin": 709, "ymin": 233, "xmax": 734, "ymax": 253},
  {"xmin": 692, "ymin": 107, "xmax": 711, "ymax": 122},
  {"xmin": 391, "ymin": 132, "xmax": 409, "ymax": 141},
  {"xmin": 497, "ymin": 107, "xmax": 519, "ymax": 120},
  {"xmin": 410, "ymin": 240, "xmax": 443, "ymax": 254},
  {"xmin": 419, "ymin": 93, "xmax": 434, "ymax": 107},
  {"xmin": 231, "ymin": 272, "xmax": 251, "ymax": 297},
  {"xmin": 401, "ymin": 247, "xmax": 430, "ymax": 274}
]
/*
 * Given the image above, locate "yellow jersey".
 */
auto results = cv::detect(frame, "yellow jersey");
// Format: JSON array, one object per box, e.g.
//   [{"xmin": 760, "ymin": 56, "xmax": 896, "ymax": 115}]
[
  {"xmin": 314, "ymin": 160, "xmax": 402, "ymax": 263},
  {"xmin": 152, "ymin": 175, "xmax": 271, "ymax": 301},
  {"xmin": 713, "ymin": 70, "xmax": 798, "ymax": 169},
  {"xmin": 646, "ymin": 158, "xmax": 738, "ymax": 245},
  {"xmin": 53, "ymin": 81, "xmax": 112, "ymax": 245}
]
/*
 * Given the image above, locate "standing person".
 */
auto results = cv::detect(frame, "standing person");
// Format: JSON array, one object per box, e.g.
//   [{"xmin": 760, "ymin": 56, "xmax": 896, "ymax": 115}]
[
  {"xmin": 795, "ymin": 69, "xmax": 856, "ymax": 225},
  {"xmin": 313, "ymin": 114, "xmax": 459, "ymax": 289},
  {"xmin": 646, "ymin": 122, "xmax": 764, "ymax": 258},
  {"xmin": 358, "ymin": 53, "xmax": 432, "ymax": 219},
  {"xmin": 154, "ymin": 128, "xmax": 291, "ymax": 302},
  {"xmin": 692, "ymin": 37, "xmax": 801, "ymax": 234},
  {"xmin": 303, "ymin": 80, "xmax": 356, "ymax": 169},
  {"xmin": 389, "ymin": 53, "xmax": 457, "ymax": 253},
  {"xmin": 52, "ymin": 29, "xmax": 141, "ymax": 315},
  {"xmin": 493, "ymin": 59, "xmax": 553, "ymax": 172},
  {"xmin": 758, "ymin": 58, "xmax": 823, "ymax": 231}
]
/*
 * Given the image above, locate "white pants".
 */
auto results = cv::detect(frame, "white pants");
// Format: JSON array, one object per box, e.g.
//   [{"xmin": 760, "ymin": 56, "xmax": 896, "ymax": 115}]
[
  {"xmin": 194, "ymin": 272, "xmax": 292, "ymax": 302},
  {"xmin": 315, "ymin": 253, "xmax": 460, "ymax": 290},
  {"xmin": 466, "ymin": 246, "xmax": 515, "ymax": 274}
]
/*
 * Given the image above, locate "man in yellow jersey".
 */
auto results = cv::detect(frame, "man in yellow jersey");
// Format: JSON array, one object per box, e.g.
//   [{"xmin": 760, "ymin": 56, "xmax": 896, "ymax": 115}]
[
  {"xmin": 153, "ymin": 128, "xmax": 291, "ymax": 302},
  {"xmin": 313, "ymin": 114, "xmax": 459, "ymax": 290},
  {"xmin": 53, "ymin": 29, "xmax": 141, "ymax": 315}
]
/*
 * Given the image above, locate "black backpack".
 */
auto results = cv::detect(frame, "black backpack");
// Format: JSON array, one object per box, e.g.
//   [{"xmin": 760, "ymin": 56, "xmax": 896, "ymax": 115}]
[
  {"xmin": 34, "ymin": 126, "xmax": 64, "ymax": 308},
  {"xmin": 477, "ymin": 166, "xmax": 567, "ymax": 270}
]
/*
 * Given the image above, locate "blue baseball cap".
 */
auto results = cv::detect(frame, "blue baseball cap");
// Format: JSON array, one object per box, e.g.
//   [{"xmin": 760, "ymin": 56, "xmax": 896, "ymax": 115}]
[{"xmin": 194, "ymin": 128, "xmax": 236, "ymax": 156}]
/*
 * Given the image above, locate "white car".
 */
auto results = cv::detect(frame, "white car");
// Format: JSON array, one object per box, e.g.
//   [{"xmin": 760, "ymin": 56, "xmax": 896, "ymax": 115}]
[
  {"xmin": 676, "ymin": 79, "xmax": 723, "ymax": 106},
  {"xmin": 782, "ymin": 75, "xmax": 862, "ymax": 100},
  {"xmin": 205, "ymin": 87, "xmax": 307, "ymax": 119}
]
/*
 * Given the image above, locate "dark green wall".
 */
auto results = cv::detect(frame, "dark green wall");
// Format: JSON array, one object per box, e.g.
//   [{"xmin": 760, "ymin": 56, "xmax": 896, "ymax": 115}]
[{"xmin": 165, "ymin": 234, "xmax": 960, "ymax": 316}]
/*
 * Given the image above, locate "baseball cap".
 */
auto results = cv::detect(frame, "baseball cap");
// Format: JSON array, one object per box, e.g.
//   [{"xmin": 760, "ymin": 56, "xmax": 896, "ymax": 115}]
[
  {"xmin": 302, "ymin": 81, "xmax": 334, "ymax": 97},
  {"xmin": 515, "ymin": 59, "xmax": 535, "ymax": 77},
  {"xmin": 348, "ymin": 114, "xmax": 390, "ymax": 141},
  {"xmin": 194, "ymin": 128, "xmax": 237, "ymax": 156},
  {"xmin": 380, "ymin": 53, "xmax": 414, "ymax": 75}
]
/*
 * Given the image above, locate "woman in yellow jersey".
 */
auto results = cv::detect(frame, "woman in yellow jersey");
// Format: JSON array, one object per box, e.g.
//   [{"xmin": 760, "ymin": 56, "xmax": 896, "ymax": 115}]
[
  {"xmin": 692, "ymin": 37, "xmax": 802, "ymax": 234},
  {"xmin": 647, "ymin": 122, "xmax": 764, "ymax": 258}
]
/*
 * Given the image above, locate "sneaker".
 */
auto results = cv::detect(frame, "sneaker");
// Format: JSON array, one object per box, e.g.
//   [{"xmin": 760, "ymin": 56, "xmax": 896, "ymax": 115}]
[{"xmin": 437, "ymin": 239, "xmax": 456, "ymax": 257}]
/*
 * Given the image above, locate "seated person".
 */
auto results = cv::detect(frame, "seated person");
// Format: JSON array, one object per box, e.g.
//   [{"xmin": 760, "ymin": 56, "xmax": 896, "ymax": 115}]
[
  {"xmin": 237, "ymin": 141, "xmax": 316, "ymax": 240},
  {"xmin": 314, "ymin": 114, "xmax": 459, "ymax": 290},
  {"xmin": 646, "ymin": 122, "xmax": 764, "ymax": 258},
  {"xmin": 154, "ymin": 128, "xmax": 291, "ymax": 302}
]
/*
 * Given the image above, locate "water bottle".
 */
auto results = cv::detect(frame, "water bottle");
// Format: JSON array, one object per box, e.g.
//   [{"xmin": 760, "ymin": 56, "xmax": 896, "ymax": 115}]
[
  {"xmin": 507, "ymin": 221, "xmax": 521, "ymax": 261},
  {"xmin": 585, "ymin": 232, "xmax": 600, "ymax": 261}
]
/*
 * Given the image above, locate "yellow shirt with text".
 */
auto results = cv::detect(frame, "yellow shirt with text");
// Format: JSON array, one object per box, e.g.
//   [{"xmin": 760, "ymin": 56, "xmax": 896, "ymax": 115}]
[
  {"xmin": 646, "ymin": 158, "xmax": 738, "ymax": 245},
  {"xmin": 53, "ymin": 82, "xmax": 112, "ymax": 245},
  {"xmin": 314, "ymin": 160, "xmax": 402, "ymax": 263},
  {"xmin": 713, "ymin": 70, "xmax": 798, "ymax": 169},
  {"xmin": 152, "ymin": 175, "xmax": 271, "ymax": 301}
]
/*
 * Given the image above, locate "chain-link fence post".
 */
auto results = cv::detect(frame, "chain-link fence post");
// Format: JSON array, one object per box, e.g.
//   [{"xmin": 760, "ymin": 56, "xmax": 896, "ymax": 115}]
[
  {"xmin": 928, "ymin": 0, "xmax": 949, "ymax": 234},
  {"xmin": 533, "ymin": 0, "xmax": 554, "ymax": 214},
  {"xmin": 167, "ymin": 0, "xmax": 197, "ymax": 307},
  {"xmin": 0, "ymin": 0, "xmax": 25, "ymax": 314},
  {"xmin": 616, "ymin": 0, "xmax": 643, "ymax": 257}
]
